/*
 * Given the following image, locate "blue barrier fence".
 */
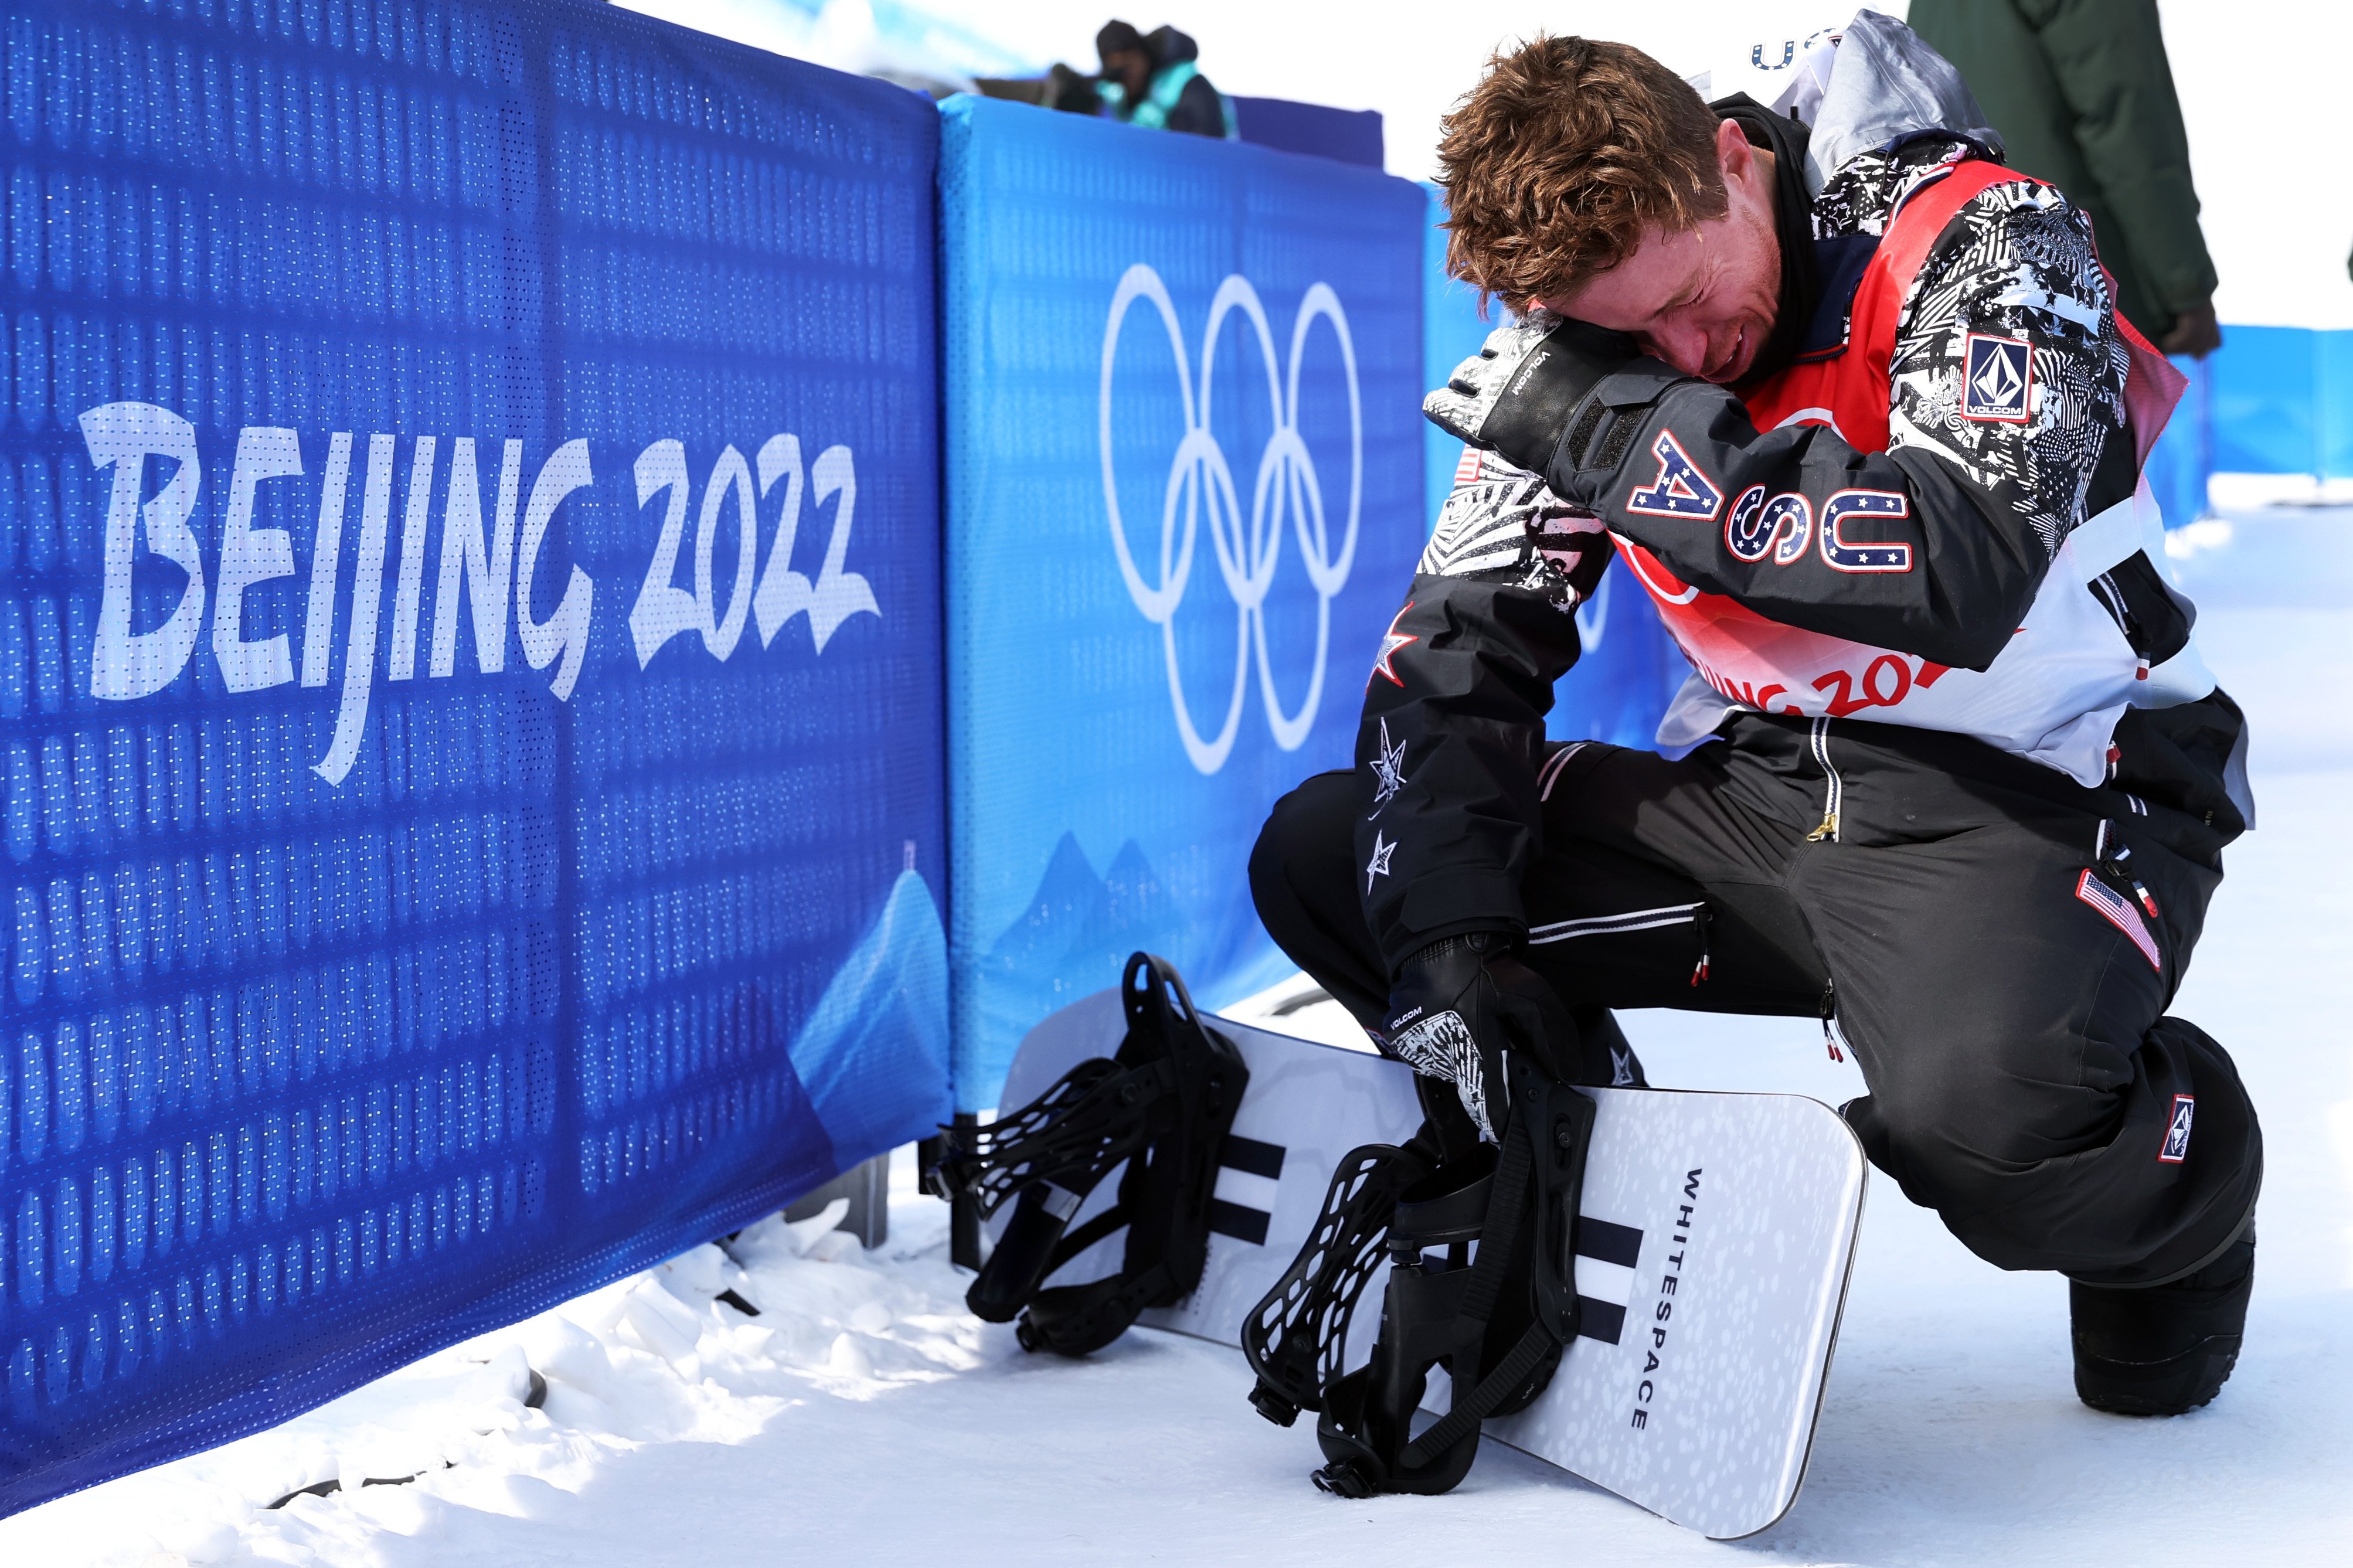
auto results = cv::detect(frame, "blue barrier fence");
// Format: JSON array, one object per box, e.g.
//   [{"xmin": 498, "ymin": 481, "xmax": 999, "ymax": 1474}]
[
  {"xmin": 2139, "ymin": 326, "xmax": 2353, "ymax": 522},
  {"xmin": 2197, "ymin": 326, "xmax": 2353, "ymax": 482},
  {"xmin": 0, "ymin": 0, "xmax": 946, "ymax": 1517},
  {"xmin": 1423, "ymin": 186, "xmax": 1487, "ymax": 535},
  {"xmin": 1230, "ymin": 97, "xmax": 1384, "ymax": 169},
  {"xmin": 938, "ymin": 97, "xmax": 1429, "ymax": 1112}
]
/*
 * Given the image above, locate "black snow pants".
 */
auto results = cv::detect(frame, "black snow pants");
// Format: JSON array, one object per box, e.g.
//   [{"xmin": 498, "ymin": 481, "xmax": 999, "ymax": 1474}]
[{"xmin": 1250, "ymin": 711, "xmax": 2260, "ymax": 1287}]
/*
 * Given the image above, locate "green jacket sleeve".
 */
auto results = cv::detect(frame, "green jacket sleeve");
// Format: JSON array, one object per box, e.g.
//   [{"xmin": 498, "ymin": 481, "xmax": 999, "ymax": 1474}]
[{"xmin": 2014, "ymin": 0, "xmax": 2218, "ymax": 322}]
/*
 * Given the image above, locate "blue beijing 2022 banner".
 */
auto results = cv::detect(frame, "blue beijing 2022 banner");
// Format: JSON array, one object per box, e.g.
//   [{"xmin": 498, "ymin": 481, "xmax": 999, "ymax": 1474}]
[
  {"xmin": 939, "ymin": 97, "xmax": 1427, "ymax": 1111},
  {"xmin": 0, "ymin": 0, "xmax": 945, "ymax": 1515}
]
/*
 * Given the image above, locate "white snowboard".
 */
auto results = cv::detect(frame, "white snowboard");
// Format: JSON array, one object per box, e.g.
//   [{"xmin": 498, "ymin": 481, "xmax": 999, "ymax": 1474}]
[{"xmin": 990, "ymin": 989, "xmax": 1869, "ymax": 1540}]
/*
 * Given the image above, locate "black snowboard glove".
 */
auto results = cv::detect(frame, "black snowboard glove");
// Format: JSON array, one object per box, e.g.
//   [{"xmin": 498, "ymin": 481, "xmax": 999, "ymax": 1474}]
[
  {"xmin": 1421, "ymin": 312, "xmax": 1653, "ymax": 482},
  {"xmin": 1375, "ymin": 932, "xmax": 1577, "ymax": 1144}
]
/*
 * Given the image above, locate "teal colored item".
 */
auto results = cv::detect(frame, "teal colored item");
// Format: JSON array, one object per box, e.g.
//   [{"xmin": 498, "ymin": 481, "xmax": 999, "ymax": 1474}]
[{"xmin": 1104, "ymin": 61, "xmax": 1236, "ymax": 138}]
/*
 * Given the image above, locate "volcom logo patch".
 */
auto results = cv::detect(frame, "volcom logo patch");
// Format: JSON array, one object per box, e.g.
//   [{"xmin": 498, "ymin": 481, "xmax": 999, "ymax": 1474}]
[
  {"xmin": 1626, "ymin": 430, "xmax": 1725, "ymax": 521},
  {"xmin": 2158, "ymin": 1093, "xmax": 2195, "ymax": 1164},
  {"xmin": 1961, "ymin": 333, "xmax": 2032, "ymax": 423}
]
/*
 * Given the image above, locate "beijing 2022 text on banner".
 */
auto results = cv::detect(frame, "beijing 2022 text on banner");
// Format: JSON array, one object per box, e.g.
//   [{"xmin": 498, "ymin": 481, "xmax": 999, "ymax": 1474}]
[
  {"xmin": 938, "ymin": 97, "xmax": 1427, "ymax": 1111},
  {"xmin": 0, "ymin": 0, "xmax": 946, "ymax": 1514}
]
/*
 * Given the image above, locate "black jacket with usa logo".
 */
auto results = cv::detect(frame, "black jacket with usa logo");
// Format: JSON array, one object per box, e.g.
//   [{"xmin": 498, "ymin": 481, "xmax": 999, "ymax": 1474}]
[{"xmin": 1354, "ymin": 100, "xmax": 2246, "ymax": 977}]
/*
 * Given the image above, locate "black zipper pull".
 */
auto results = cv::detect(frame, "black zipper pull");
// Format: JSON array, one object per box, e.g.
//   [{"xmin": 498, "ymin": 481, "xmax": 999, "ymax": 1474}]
[
  {"xmin": 1820, "ymin": 978, "xmax": 1844, "ymax": 1063},
  {"xmin": 1689, "ymin": 903, "xmax": 1712, "ymax": 987}
]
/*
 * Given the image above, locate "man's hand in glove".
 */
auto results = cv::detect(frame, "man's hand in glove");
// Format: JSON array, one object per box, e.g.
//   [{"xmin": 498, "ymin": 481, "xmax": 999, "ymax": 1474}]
[
  {"xmin": 1422, "ymin": 312, "xmax": 1646, "ymax": 482},
  {"xmin": 1375, "ymin": 931, "xmax": 1576, "ymax": 1144}
]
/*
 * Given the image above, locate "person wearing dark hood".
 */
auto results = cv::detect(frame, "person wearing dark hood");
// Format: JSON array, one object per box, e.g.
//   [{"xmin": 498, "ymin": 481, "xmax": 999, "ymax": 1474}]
[
  {"xmin": 1096, "ymin": 21, "xmax": 1234, "ymax": 138},
  {"xmin": 1250, "ymin": 17, "xmax": 2260, "ymax": 1419}
]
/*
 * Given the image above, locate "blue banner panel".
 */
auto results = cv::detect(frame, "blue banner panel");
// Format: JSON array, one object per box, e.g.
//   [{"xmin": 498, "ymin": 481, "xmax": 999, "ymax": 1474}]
[
  {"xmin": 1230, "ymin": 97, "xmax": 1384, "ymax": 170},
  {"xmin": 2198, "ymin": 324, "xmax": 2353, "ymax": 481},
  {"xmin": 0, "ymin": 0, "xmax": 944, "ymax": 1516},
  {"xmin": 2143, "ymin": 327, "xmax": 2353, "ymax": 513},
  {"xmin": 2206, "ymin": 325, "xmax": 2320, "ymax": 478},
  {"xmin": 1423, "ymin": 184, "xmax": 1488, "ymax": 533},
  {"xmin": 939, "ymin": 98, "xmax": 1425, "ymax": 1110},
  {"xmin": 2322, "ymin": 331, "xmax": 2353, "ymax": 481},
  {"xmin": 2141, "ymin": 353, "xmax": 2213, "ymax": 526}
]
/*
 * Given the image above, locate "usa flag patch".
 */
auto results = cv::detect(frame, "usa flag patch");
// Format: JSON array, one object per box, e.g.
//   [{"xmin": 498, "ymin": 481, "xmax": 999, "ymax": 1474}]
[
  {"xmin": 2076, "ymin": 869, "xmax": 2161, "ymax": 971},
  {"xmin": 1453, "ymin": 445, "xmax": 1485, "ymax": 485},
  {"xmin": 1961, "ymin": 333, "xmax": 2032, "ymax": 422}
]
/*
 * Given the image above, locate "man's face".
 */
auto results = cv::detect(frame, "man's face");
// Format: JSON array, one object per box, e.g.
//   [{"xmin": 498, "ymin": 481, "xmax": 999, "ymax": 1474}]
[
  {"xmin": 1544, "ymin": 120, "xmax": 1783, "ymax": 385},
  {"xmin": 1103, "ymin": 47, "xmax": 1152, "ymax": 100}
]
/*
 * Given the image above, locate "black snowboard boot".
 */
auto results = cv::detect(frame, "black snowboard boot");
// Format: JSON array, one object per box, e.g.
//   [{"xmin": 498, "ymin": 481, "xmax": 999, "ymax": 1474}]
[{"xmin": 2070, "ymin": 1225, "xmax": 2255, "ymax": 1416}]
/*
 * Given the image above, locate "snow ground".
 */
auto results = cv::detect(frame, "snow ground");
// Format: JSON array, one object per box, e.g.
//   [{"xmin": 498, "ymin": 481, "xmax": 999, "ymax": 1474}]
[{"xmin": 3, "ymin": 509, "xmax": 2348, "ymax": 1567}]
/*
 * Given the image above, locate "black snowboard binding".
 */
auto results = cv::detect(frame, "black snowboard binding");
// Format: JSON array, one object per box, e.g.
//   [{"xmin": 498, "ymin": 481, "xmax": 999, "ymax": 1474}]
[
  {"xmin": 1243, "ymin": 1058, "xmax": 1596, "ymax": 1496},
  {"xmin": 929, "ymin": 953, "xmax": 1248, "ymax": 1357}
]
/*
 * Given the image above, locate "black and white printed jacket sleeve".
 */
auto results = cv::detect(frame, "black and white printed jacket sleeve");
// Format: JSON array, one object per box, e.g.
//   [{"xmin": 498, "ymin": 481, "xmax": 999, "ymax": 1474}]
[
  {"xmin": 1353, "ymin": 453, "xmax": 1609, "ymax": 972},
  {"xmin": 1358, "ymin": 174, "xmax": 2148, "ymax": 975}
]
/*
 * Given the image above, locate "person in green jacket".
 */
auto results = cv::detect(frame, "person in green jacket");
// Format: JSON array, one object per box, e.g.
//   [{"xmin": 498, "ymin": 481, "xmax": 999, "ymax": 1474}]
[{"xmin": 1909, "ymin": 0, "xmax": 2221, "ymax": 356}]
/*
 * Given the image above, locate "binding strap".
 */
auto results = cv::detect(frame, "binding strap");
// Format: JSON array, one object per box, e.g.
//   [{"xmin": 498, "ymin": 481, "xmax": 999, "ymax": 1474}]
[
  {"xmin": 1391, "ymin": 1070, "xmax": 1593, "ymax": 1476},
  {"xmin": 934, "ymin": 953, "xmax": 1249, "ymax": 1358},
  {"xmin": 1256, "ymin": 1057, "xmax": 1596, "ymax": 1498}
]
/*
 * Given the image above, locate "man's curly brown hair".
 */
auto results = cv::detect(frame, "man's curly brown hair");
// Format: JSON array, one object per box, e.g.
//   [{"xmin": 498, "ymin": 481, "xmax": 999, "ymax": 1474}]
[{"xmin": 1437, "ymin": 35, "xmax": 1727, "ymax": 315}]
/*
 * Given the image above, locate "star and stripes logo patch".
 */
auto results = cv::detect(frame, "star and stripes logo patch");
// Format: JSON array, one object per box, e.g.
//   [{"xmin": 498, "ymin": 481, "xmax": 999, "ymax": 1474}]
[
  {"xmin": 2076, "ymin": 868, "xmax": 2161, "ymax": 971},
  {"xmin": 1626, "ymin": 430, "xmax": 1725, "ymax": 521}
]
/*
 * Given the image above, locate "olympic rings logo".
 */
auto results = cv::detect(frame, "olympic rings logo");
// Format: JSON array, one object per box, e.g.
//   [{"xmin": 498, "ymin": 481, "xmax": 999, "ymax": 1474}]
[{"xmin": 1101, "ymin": 263, "xmax": 1361, "ymax": 775}]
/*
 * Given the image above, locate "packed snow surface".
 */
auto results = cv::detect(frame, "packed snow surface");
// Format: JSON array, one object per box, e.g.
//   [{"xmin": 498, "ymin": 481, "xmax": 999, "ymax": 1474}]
[{"xmin": 2, "ymin": 511, "xmax": 2347, "ymax": 1566}]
